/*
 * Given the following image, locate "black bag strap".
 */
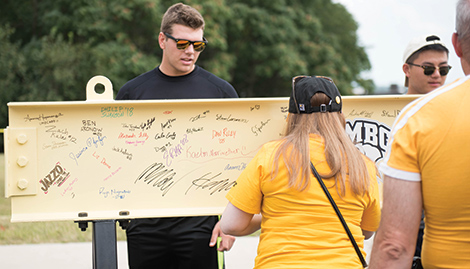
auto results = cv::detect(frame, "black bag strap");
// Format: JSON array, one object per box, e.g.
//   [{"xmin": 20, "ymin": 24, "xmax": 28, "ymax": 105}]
[{"xmin": 310, "ymin": 161, "xmax": 368, "ymax": 268}]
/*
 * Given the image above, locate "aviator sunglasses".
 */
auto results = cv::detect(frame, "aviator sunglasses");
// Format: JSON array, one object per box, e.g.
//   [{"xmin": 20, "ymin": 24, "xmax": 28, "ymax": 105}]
[
  {"xmin": 164, "ymin": 32, "xmax": 208, "ymax": 52},
  {"xmin": 408, "ymin": 63, "xmax": 452, "ymax": 76}
]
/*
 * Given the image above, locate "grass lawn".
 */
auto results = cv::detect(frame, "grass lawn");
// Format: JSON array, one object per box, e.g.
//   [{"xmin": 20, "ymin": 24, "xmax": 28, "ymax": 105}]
[{"xmin": 0, "ymin": 153, "xmax": 127, "ymax": 244}]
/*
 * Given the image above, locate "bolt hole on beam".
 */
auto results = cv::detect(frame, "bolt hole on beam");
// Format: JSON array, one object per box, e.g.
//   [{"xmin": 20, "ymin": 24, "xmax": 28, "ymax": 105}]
[{"xmin": 94, "ymin": 84, "xmax": 105, "ymax": 94}]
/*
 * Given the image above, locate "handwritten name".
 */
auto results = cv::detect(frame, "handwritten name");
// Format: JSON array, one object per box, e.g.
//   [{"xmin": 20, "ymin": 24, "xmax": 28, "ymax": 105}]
[
  {"xmin": 347, "ymin": 109, "xmax": 374, "ymax": 118},
  {"xmin": 118, "ymin": 132, "xmax": 149, "ymax": 140},
  {"xmin": 45, "ymin": 125, "xmax": 77, "ymax": 143},
  {"xmin": 212, "ymin": 128, "xmax": 236, "ymax": 143},
  {"xmin": 189, "ymin": 110, "xmax": 210, "ymax": 122},
  {"xmin": 81, "ymin": 126, "xmax": 103, "ymax": 136},
  {"xmin": 42, "ymin": 141, "xmax": 68, "ymax": 150},
  {"xmin": 92, "ymin": 151, "xmax": 112, "ymax": 169},
  {"xmin": 381, "ymin": 110, "xmax": 401, "ymax": 118},
  {"xmin": 125, "ymin": 140, "xmax": 146, "ymax": 146},
  {"xmin": 99, "ymin": 187, "xmax": 130, "ymax": 199},
  {"xmin": 69, "ymin": 136, "xmax": 107, "ymax": 165},
  {"xmin": 24, "ymin": 113, "xmax": 64, "ymax": 124},
  {"xmin": 215, "ymin": 114, "xmax": 249, "ymax": 123},
  {"xmin": 186, "ymin": 146, "xmax": 244, "ymax": 159},
  {"xmin": 224, "ymin": 163, "xmax": 247, "ymax": 171},
  {"xmin": 87, "ymin": 135, "xmax": 106, "ymax": 148},
  {"xmin": 101, "ymin": 106, "xmax": 133, "ymax": 118},
  {"xmin": 61, "ymin": 177, "xmax": 78, "ymax": 197},
  {"xmin": 154, "ymin": 142, "xmax": 172, "ymax": 153},
  {"xmin": 161, "ymin": 118, "xmax": 176, "ymax": 131},
  {"xmin": 112, "ymin": 147, "xmax": 133, "ymax": 160},
  {"xmin": 154, "ymin": 131, "xmax": 176, "ymax": 140},
  {"xmin": 82, "ymin": 120, "xmax": 96, "ymax": 126},
  {"xmin": 212, "ymin": 128, "xmax": 236, "ymax": 139},
  {"xmin": 122, "ymin": 117, "xmax": 156, "ymax": 131},
  {"xmin": 251, "ymin": 119, "xmax": 271, "ymax": 136},
  {"xmin": 81, "ymin": 120, "xmax": 103, "ymax": 136},
  {"xmin": 135, "ymin": 163, "xmax": 179, "ymax": 196},
  {"xmin": 186, "ymin": 127, "xmax": 204, "ymax": 134},
  {"xmin": 163, "ymin": 134, "xmax": 189, "ymax": 166},
  {"xmin": 103, "ymin": 167, "xmax": 122, "ymax": 181},
  {"xmin": 186, "ymin": 172, "xmax": 236, "ymax": 195}
]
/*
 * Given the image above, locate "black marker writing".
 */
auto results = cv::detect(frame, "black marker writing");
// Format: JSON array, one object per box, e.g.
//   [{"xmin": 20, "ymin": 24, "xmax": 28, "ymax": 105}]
[
  {"xmin": 186, "ymin": 172, "xmax": 236, "ymax": 195},
  {"xmin": 135, "ymin": 163, "xmax": 178, "ymax": 196}
]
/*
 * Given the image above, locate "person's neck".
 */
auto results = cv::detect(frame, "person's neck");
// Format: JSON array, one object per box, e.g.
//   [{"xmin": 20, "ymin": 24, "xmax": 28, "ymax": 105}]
[
  {"xmin": 158, "ymin": 64, "xmax": 196, "ymax": 77},
  {"xmin": 461, "ymin": 59, "xmax": 470, "ymax": 76},
  {"xmin": 406, "ymin": 87, "xmax": 419, "ymax": 95}
]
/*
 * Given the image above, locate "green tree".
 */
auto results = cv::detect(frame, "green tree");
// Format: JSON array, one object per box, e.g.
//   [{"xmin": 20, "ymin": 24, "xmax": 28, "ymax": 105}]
[
  {"xmin": 0, "ymin": 0, "xmax": 165, "ymax": 151},
  {"xmin": 0, "ymin": 0, "xmax": 373, "ymax": 136},
  {"xmin": 225, "ymin": 0, "xmax": 373, "ymax": 97}
]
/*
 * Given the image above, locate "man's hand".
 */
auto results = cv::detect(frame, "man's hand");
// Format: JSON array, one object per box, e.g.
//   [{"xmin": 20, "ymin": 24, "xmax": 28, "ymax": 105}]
[{"xmin": 209, "ymin": 221, "xmax": 236, "ymax": 251}]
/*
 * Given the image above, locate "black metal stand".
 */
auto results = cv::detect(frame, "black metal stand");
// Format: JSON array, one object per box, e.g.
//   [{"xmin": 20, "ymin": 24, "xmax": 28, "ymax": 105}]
[
  {"xmin": 76, "ymin": 219, "xmax": 129, "ymax": 269},
  {"xmin": 92, "ymin": 220, "xmax": 118, "ymax": 269}
]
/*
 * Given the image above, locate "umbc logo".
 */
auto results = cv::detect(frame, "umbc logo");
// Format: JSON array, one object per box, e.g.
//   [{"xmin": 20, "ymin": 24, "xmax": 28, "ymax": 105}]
[{"xmin": 345, "ymin": 118, "xmax": 390, "ymax": 163}]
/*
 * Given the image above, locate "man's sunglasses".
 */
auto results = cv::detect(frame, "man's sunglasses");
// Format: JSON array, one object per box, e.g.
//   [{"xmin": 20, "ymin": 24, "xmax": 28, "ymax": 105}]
[
  {"xmin": 164, "ymin": 33, "xmax": 208, "ymax": 52},
  {"xmin": 408, "ymin": 63, "xmax": 452, "ymax": 76}
]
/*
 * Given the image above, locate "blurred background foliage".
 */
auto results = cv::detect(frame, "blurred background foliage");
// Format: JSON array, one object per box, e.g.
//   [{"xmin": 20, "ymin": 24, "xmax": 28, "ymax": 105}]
[{"xmin": 0, "ymin": 0, "xmax": 374, "ymax": 148}]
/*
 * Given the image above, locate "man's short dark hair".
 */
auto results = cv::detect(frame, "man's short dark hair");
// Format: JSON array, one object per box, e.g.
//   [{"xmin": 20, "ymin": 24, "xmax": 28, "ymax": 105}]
[{"xmin": 160, "ymin": 3, "xmax": 205, "ymax": 34}]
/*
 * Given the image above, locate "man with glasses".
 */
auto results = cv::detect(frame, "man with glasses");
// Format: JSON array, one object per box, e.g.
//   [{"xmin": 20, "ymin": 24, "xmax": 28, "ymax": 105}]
[
  {"xmin": 402, "ymin": 34, "xmax": 450, "ymax": 261},
  {"xmin": 402, "ymin": 34, "xmax": 451, "ymax": 94},
  {"xmin": 116, "ymin": 3, "xmax": 237, "ymax": 269}
]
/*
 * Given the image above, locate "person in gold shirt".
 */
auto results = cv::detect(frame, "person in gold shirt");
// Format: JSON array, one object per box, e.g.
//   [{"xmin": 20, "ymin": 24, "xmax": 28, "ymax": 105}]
[
  {"xmin": 370, "ymin": 0, "xmax": 470, "ymax": 268},
  {"xmin": 221, "ymin": 76, "xmax": 381, "ymax": 268}
]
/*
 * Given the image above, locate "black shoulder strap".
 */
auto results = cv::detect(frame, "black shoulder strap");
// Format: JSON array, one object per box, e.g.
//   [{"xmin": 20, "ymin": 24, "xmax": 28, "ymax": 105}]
[{"xmin": 310, "ymin": 162, "xmax": 368, "ymax": 268}]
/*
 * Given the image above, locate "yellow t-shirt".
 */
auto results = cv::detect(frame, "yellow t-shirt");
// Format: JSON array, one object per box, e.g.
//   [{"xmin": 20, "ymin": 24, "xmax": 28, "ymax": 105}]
[
  {"xmin": 381, "ymin": 76, "xmax": 470, "ymax": 268},
  {"xmin": 226, "ymin": 134, "xmax": 380, "ymax": 268}
]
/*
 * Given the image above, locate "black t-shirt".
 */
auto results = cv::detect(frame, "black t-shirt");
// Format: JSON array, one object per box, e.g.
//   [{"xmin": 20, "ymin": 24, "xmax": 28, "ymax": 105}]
[
  {"xmin": 116, "ymin": 65, "xmax": 238, "ymax": 100},
  {"xmin": 116, "ymin": 65, "xmax": 238, "ymax": 238}
]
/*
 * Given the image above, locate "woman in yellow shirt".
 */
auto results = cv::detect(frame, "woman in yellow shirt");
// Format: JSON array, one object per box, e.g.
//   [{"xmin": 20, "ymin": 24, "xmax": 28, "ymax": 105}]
[{"xmin": 220, "ymin": 76, "xmax": 381, "ymax": 268}]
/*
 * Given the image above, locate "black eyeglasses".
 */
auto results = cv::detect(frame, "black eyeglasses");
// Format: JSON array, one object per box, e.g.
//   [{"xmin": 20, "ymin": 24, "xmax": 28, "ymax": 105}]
[
  {"xmin": 163, "ymin": 33, "xmax": 207, "ymax": 52},
  {"xmin": 408, "ymin": 63, "xmax": 452, "ymax": 76}
]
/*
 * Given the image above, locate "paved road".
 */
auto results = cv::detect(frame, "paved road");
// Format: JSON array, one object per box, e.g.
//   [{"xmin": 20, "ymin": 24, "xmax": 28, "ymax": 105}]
[
  {"xmin": 0, "ymin": 237, "xmax": 258, "ymax": 269},
  {"xmin": 0, "ymin": 236, "xmax": 373, "ymax": 268}
]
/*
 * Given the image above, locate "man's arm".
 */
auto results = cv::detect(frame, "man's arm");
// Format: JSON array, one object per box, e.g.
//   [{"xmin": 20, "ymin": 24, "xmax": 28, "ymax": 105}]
[{"xmin": 369, "ymin": 175, "xmax": 422, "ymax": 268}]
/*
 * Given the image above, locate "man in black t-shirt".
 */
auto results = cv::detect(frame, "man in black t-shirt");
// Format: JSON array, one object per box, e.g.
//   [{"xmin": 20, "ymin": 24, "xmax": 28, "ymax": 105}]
[{"xmin": 116, "ymin": 3, "xmax": 237, "ymax": 269}]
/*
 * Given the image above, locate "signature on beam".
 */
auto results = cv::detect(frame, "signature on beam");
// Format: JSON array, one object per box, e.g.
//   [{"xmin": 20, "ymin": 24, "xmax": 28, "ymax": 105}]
[
  {"xmin": 186, "ymin": 172, "xmax": 236, "ymax": 195},
  {"xmin": 135, "ymin": 162, "xmax": 179, "ymax": 197}
]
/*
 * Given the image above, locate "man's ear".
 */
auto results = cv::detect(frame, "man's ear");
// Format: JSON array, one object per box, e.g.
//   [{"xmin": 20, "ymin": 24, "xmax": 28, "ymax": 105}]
[
  {"xmin": 452, "ymin": 32, "xmax": 463, "ymax": 58},
  {"xmin": 403, "ymin": 63, "xmax": 411, "ymax": 77},
  {"xmin": 158, "ymin": 32, "xmax": 165, "ymax": 50}
]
